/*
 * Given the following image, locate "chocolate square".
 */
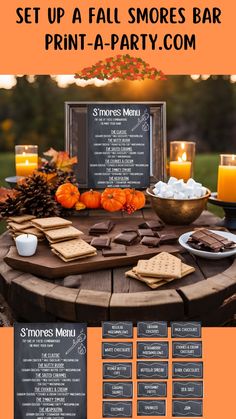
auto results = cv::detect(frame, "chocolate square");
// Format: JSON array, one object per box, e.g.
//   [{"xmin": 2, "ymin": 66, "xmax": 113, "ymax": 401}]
[
  {"xmin": 89, "ymin": 220, "xmax": 115, "ymax": 235},
  {"xmin": 113, "ymin": 232, "xmax": 138, "ymax": 246},
  {"xmin": 102, "ymin": 245, "xmax": 127, "ymax": 257},
  {"xmin": 141, "ymin": 236, "xmax": 160, "ymax": 247},
  {"xmin": 90, "ymin": 237, "xmax": 111, "ymax": 250},
  {"xmin": 139, "ymin": 220, "xmax": 164, "ymax": 230},
  {"xmin": 159, "ymin": 233, "xmax": 178, "ymax": 244},
  {"xmin": 137, "ymin": 229, "xmax": 155, "ymax": 238}
]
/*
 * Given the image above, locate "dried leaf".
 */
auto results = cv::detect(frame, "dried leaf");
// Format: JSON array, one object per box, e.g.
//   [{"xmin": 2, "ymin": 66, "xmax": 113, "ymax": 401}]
[
  {"xmin": 43, "ymin": 148, "xmax": 59, "ymax": 164},
  {"xmin": 56, "ymin": 151, "xmax": 78, "ymax": 172},
  {"xmin": 0, "ymin": 187, "xmax": 17, "ymax": 203}
]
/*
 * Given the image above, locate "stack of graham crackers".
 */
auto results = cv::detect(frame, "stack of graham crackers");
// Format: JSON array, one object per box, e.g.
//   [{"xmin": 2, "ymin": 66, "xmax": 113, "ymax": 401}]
[
  {"xmin": 7, "ymin": 215, "xmax": 44, "ymax": 241},
  {"xmin": 31, "ymin": 217, "xmax": 97, "ymax": 262},
  {"xmin": 126, "ymin": 252, "xmax": 195, "ymax": 289}
]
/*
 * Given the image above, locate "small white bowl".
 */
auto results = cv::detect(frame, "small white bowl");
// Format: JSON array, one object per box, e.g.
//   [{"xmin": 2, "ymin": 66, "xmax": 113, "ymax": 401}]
[{"xmin": 179, "ymin": 230, "xmax": 236, "ymax": 259}]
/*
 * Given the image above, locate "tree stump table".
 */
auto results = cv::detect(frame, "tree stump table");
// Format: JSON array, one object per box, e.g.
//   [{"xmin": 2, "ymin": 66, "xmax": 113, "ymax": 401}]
[{"xmin": 0, "ymin": 209, "xmax": 236, "ymax": 326}]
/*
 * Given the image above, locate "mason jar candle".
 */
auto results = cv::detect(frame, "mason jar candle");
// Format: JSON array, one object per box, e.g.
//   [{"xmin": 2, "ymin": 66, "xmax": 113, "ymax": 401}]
[
  {"xmin": 217, "ymin": 154, "xmax": 236, "ymax": 202},
  {"xmin": 169, "ymin": 141, "xmax": 196, "ymax": 182},
  {"xmin": 15, "ymin": 145, "xmax": 38, "ymax": 177}
]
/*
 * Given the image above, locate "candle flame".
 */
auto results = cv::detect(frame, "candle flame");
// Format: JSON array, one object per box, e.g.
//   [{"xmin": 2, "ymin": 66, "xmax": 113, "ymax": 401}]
[
  {"xmin": 178, "ymin": 152, "xmax": 187, "ymax": 162},
  {"xmin": 232, "ymin": 155, "xmax": 235, "ymax": 161},
  {"xmin": 181, "ymin": 142, "xmax": 185, "ymax": 150},
  {"xmin": 26, "ymin": 160, "xmax": 29, "ymax": 165}
]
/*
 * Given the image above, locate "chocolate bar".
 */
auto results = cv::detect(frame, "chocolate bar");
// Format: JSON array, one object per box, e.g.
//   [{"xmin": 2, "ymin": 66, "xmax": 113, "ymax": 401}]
[
  {"xmin": 113, "ymin": 231, "xmax": 138, "ymax": 246},
  {"xmin": 139, "ymin": 220, "xmax": 164, "ymax": 230},
  {"xmin": 188, "ymin": 229, "xmax": 235, "ymax": 253},
  {"xmin": 159, "ymin": 233, "xmax": 178, "ymax": 244},
  {"xmin": 141, "ymin": 236, "xmax": 160, "ymax": 247},
  {"xmin": 90, "ymin": 237, "xmax": 111, "ymax": 250},
  {"xmin": 89, "ymin": 220, "xmax": 115, "ymax": 235},
  {"xmin": 137, "ymin": 229, "xmax": 155, "ymax": 238},
  {"xmin": 102, "ymin": 245, "xmax": 127, "ymax": 257}
]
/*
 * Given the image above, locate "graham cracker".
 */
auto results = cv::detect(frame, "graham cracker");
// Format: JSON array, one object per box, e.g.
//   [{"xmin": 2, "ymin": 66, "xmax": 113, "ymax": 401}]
[
  {"xmin": 8, "ymin": 221, "xmax": 34, "ymax": 231},
  {"xmin": 32, "ymin": 217, "xmax": 72, "ymax": 231},
  {"xmin": 136, "ymin": 252, "xmax": 182, "ymax": 279},
  {"xmin": 125, "ymin": 270, "xmax": 167, "ymax": 289},
  {"xmin": 7, "ymin": 215, "xmax": 36, "ymax": 223},
  {"xmin": 45, "ymin": 226, "xmax": 83, "ymax": 243},
  {"xmin": 51, "ymin": 249, "xmax": 97, "ymax": 262},
  {"xmin": 50, "ymin": 238, "xmax": 97, "ymax": 260}
]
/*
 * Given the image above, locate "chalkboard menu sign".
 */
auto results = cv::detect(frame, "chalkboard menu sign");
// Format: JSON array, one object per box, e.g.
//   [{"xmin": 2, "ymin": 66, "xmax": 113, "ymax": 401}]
[
  {"xmin": 14, "ymin": 323, "xmax": 87, "ymax": 419},
  {"xmin": 88, "ymin": 104, "xmax": 150, "ymax": 188},
  {"xmin": 65, "ymin": 102, "xmax": 166, "ymax": 188}
]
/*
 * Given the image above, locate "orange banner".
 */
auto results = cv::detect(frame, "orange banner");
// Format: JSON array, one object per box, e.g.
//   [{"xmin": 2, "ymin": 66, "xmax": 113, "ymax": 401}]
[
  {"xmin": 1, "ymin": 327, "xmax": 236, "ymax": 418},
  {"xmin": 0, "ymin": 0, "xmax": 235, "ymax": 74}
]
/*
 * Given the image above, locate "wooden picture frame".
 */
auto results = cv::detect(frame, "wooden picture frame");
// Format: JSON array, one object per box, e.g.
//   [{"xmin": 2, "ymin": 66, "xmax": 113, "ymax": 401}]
[{"xmin": 65, "ymin": 101, "xmax": 167, "ymax": 189}]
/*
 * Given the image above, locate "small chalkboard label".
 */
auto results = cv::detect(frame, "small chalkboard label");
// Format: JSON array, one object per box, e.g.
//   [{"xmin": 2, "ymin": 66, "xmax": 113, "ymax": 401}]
[
  {"xmin": 171, "ymin": 322, "xmax": 201, "ymax": 338},
  {"xmin": 173, "ymin": 381, "xmax": 203, "ymax": 398},
  {"xmin": 102, "ymin": 342, "xmax": 133, "ymax": 359},
  {"xmin": 137, "ymin": 382, "xmax": 167, "ymax": 398},
  {"xmin": 137, "ymin": 342, "xmax": 168, "ymax": 359},
  {"xmin": 172, "ymin": 362, "xmax": 203, "ymax": 378},
  {"xmin": 137, "ymin": 362, "xmax": 168, "ymax": 379},
  {"xmin": 103, "ymin": 382, "xmax": 133, "ymax": 399},
  {"xmin": 172, "ymin": 341, "xmax": 202, "ymax": 358},
  {"xmin": 103, "ymin": 401, "xmax": 132, "ymax": 418},
  {"xmin": 172, "ymin": 400, "xmax": 203, "ymax": 417},
  {"xmin": 137, "ymin": 400, "xmax": 166, "ymax": 416},
  {"xmin": 102, "ymin": 322, "xmax": 133, "ymax": 339},
  {"xmin": 103, "ymin": 363, "xmax": 132, "ymax": 379},
  {"xmin": 137, "ymin": 322, "xmax": 168, "ymax": 338},
  {"xmin": 14, "ymin": 323, "xmax": 87, "ymax": 419},
  {"xmin": 88, "ymin": 104, "xmax": 150, "ymax": 189}
]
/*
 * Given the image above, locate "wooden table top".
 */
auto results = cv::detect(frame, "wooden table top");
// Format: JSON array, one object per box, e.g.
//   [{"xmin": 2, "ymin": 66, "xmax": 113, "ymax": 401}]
[{"xmin": 1, "ymin": 209, "xmax": 236, "ymax": 325}]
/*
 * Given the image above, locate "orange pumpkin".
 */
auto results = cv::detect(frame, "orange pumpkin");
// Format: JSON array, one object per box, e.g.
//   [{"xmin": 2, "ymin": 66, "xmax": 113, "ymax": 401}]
[
  {"xmin": 55, "ymin": 183, "xmax": 80, "ymax": 209},
  {"xmin": 101, "ymin": 188, "xmax": 126, "ymax": 212},
  {"xmin": 124, "ymin": 188, "xmax": 146, "ymax": 210},
  {"xmin": 80, "ymin": 189, "xmax": 101, "ymax": 209}
]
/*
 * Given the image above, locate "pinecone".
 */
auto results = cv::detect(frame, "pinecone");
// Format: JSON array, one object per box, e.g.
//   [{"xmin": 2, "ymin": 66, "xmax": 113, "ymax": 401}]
[
  {"xmin": 38, "ymin": 160, "xmax": 57, "ymax": 174},
  {"xmin": 0, "ymin": 174, "xmax": 60, "ymax": 218}
]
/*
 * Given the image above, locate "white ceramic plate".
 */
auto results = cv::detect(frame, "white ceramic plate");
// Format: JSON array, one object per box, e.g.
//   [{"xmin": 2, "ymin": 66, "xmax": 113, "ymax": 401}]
[{"xmin": 179, "ymin": 230, "xmax": 236, "ymax": 259}]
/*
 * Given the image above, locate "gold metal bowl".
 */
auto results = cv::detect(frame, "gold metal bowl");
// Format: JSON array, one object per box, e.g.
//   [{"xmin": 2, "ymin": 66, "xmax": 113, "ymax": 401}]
[{"xmin": 146, "ymin": 188, "xmax": 211, "ymax": 225}]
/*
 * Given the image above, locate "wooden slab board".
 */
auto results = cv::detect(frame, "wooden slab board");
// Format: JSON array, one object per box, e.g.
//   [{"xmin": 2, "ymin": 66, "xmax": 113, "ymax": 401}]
[{"xmin": 2, "ymin": 213, "xmax": 221, "ymax": 280}]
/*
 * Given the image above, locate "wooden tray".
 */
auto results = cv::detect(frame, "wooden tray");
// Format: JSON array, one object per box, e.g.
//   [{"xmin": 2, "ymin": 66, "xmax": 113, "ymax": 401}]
[
  {"xmin": 3, "ymin": 216, "xmax": 185, "ymax": 279},
  {"xmin": 4, "ymin": 242, "xmax": 182, "ymax": 280}
]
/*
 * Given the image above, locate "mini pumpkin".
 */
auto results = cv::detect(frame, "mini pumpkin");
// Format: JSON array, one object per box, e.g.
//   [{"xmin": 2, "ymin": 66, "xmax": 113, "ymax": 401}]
[
  {"xmin": 101, "ymin": 188, "xmax": 126, "ymax": 212},
  {"xmin": 124, "ymin": 188, "xmax": 146, "ymax": 210},
  {"xmin": 80, "ymin": 189, "xmax": 101, "ymax": 209},
  {"xmin": 55, "ymin": 183, "xmax": 80, "ymax": 209}
]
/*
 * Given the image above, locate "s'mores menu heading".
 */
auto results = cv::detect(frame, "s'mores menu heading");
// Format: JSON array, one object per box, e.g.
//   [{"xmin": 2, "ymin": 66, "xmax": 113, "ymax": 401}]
[{"xmin": 88, "ymin": 104, "xmax": 150, "ymax": 188}]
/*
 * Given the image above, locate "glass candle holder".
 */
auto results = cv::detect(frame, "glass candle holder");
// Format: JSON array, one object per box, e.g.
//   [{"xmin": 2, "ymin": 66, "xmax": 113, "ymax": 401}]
[
  {"xmin": 15, "ymin": 145, "xmax": 38, "ymax": 177},
  {"xmin": 169, "ymin": 141, "xmax": 196, "ymax": 182},
  {"xmin": 217, "ymin": 154, "xmax": 236, "ymax": 202}
]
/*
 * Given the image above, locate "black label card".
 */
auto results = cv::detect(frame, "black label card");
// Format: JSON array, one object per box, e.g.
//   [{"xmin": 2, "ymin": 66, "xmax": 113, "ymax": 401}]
[
  {"xmin": 102, "ymin": 342, "xmax": 133, "ymax": 359},
  {"xmin": 137, "ymin": 400, "xmax": 166, "ymax": 416},
  {"xmin": 88, "ymin": 104, "xmax": 150, "ymax": 189},
  {"xmin": 137, "ymin": 382, "xmax": 167, "ymax": 398},
  {"xmin": 172, "ymin": 362, "xmax": 203, "ymax": 378},
  {"xmin": 14, "ymin": 323, "xmax": 87, "ymax": 419},
  {"xmin": 137, "ymin": 362, "xmax": 168, "ymax": 379},
  {"xmin": 102, "ymin": 322, "xmax": 133, "ymax": 339},
  {"xmin": 103, "ymin": 363, "xmax": 132, "ymax": 379},
  {"xmin": 173, "ymin": 381, "xmax": 203, "ymax": 398},
  {"xmin": 103, "ymin": 401, "xmax": 132, "ymax": 418},
  {"xmin": 172, "ymin": 341, "xmax": 202, "ymax": 358},
  {"xmin": 171, "ymin": 322, "xmax": 201, "ymax": 338},
  {"xmin": 137, "ymin": 342, "xmax": 168, "ymax": 359},
  {"xmin": 172, "ymin": 400, "xmax": 203, "ymax": 417},
  {"xmin": 103, "ymin": 382, "xmax": 133, "ymax": 399},
  {"xmin": 137, "ymin": 322, "xmax": 168, "ymax": 338}
]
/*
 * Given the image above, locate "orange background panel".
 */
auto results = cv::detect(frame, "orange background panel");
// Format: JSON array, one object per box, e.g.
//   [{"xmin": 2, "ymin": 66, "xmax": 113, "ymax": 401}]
[
  {"xmin": 0, "ymin": 0, "xmax": 235, "ymax": 74},
  {"xmin": 1, "ymin": 327, "xmax": 236, "ymax": 418}
]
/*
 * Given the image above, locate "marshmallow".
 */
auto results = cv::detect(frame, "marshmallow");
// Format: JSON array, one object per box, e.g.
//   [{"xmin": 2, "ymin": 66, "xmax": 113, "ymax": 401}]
[
  {"xmin": 168, "ymin": 177, "xmax": 178, "ymax": 186},
  {"xmin": 152, "ymin": 178, "xmax": 208, "ymax": 200}
]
